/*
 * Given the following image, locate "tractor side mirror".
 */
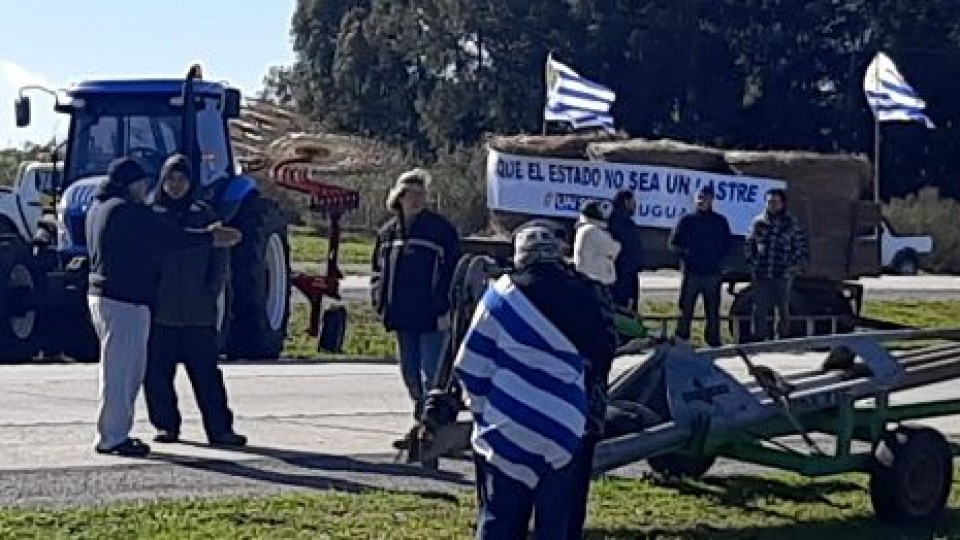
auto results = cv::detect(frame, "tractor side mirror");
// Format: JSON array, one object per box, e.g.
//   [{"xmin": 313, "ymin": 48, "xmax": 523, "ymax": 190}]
[
  {"xmin": 14, "ymin": 97, "xmax": 31, "ymax": 127},
  {"xmin": 223, "ymin": 88, "xmax": 241, "ymax": 119}
]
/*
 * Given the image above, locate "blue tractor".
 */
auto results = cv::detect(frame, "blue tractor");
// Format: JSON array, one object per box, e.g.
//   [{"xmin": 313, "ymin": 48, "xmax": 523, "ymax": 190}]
[{"xmin": 9, "ymin": 65, "xmax": 291, "ymax": 361}]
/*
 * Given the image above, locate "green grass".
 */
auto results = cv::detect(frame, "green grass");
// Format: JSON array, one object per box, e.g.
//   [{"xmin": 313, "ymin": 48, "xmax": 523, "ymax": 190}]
[
  {"xmin": 289, "ymin": 226, "xmax": 374, "ymax": 267},
  {"xmin": 281, "ymin": 299, "xmax": 960, "ymax": 360},
  {"xmin": 283, "ymin": 302, "xmax": 395, "ymax": 360},
  {"xmin": 5, "ymin": 472, "xmax": 960, "ymax": 538}
]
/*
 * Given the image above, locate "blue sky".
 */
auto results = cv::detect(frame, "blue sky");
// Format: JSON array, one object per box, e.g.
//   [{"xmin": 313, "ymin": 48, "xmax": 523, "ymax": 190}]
[{"xmin": 1, "ymin": 0, "xmax": 297, "ymax": 148}]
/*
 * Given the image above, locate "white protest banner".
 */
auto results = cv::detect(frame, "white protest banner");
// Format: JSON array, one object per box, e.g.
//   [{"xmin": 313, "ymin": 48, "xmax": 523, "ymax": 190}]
[{"xmin": 486, "ymin": 149, "xmax": 786, "ymax": 235}]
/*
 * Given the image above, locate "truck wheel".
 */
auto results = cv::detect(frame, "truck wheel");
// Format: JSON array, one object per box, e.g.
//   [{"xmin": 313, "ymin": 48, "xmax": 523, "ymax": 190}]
[
  {"xmin": 870, "ymin": 426, "xmax": 952, "ymax": 524},
  {"xmin": 892, "ymin": 250, "xmax": 920, "ymax": 276},
  {"xmin": 0, "ymin": 240, "xmax": 41, "ymax": 362},
  {"xmin": 226, "ymin": 196, "xmax": 290, "ymax": 360}
]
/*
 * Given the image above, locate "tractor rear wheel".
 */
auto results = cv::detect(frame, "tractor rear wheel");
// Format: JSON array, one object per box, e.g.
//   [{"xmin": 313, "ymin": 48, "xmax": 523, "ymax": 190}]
[{"xmin": 226, "ymin": 196, "xmax": 291, "ymax": 360}]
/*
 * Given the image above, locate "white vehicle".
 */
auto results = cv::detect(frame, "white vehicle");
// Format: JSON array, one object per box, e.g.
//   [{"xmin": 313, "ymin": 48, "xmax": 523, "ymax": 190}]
[
  {"xmin": 880, "ymin": 218, "xmax": 933, "ymax": 275},
  {"xmin": 0, "ymin": 161, "xmax": 61, "ymax": 243}
]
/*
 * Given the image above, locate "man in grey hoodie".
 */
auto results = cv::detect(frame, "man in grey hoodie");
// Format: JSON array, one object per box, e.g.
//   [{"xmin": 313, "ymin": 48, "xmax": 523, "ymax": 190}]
[{"xmin": 143, "ymin": 154, "xmax": 246, "ymax": 447}]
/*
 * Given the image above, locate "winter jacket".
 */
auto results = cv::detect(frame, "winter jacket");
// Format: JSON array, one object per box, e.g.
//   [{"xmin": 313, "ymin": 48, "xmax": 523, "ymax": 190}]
[
  {"xmin": 669, "ymin": 209, "xmax": 733, "ymax": 276},
  {"xmin": 573, "ymin": 216, "xmax": 621, "ymax": 286},
  {"xmin": 608, "ymin": 208, "xmax": 643, "ymax": 275},
  {"xmin": 744, "ymin": 211, "xmax": 810, "ymax": 279},
  {"xmin": 511, "ymin": 262, "xmax": 618, "ymax": 437},
  {"xmin": 86, "ymin": 195, "xmax": 213, "ymax": 306},
  {"xmin": 151, "ymin": 200, "xmax": 229, "ymax": 328},
  {"xmin": 371, "ymin": 209, "xmax": 460, "ymax": 332}
]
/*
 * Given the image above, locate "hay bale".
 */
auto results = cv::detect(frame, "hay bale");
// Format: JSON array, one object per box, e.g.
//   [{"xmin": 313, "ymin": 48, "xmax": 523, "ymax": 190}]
[
  {"xmin": 487, "ymin": 133, "xmax": 625, "ymax": 160},
  {"xmin": 588, "ymin": 138, "xmax": 730, "ymax": 173},
  {"xmin": 723, "ymin": 150, "xmax": 870, "ymax": 204}
]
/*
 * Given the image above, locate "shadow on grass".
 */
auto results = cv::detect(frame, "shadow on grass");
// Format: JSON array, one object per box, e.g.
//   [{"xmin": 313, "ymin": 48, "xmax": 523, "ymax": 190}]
[
  {"xmin": 149, "ymin": 442, "xmax": 470, "ymax": 501},
  {"xmin": 672, "ymin": 475, "xmax": 859, "ymax": 519},
  {"xmin": 587, "ymin": 474, "xmax": 960, "ymax": 539},
  {"xmin": 584, "ymin": 509, "xmax": 960, "ymax": 539}
]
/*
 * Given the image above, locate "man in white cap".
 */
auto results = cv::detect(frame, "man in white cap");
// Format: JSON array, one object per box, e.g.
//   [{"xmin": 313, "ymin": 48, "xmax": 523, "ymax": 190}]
[
  {"xmin": 455, "ymin": 222, "xmax": 617, "ymax": 539},
  {"xmin": 371, "ymin": 168, "xmax": 460, "ymax": 447}
]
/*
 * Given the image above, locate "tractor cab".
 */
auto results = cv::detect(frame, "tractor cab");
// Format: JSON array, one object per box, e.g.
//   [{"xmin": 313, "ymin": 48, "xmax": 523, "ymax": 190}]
[
  {"xmin": 16, "ymin": 70, "xmax": 241, "ymax": 252},
  {"xmin": 13, "ymin": 67, "xmax": 291, "ymax": 361}
]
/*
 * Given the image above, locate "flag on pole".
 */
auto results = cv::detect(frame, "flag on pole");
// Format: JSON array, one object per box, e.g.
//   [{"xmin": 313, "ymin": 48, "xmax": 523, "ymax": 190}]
[
  {"xmin": 544, "ymin": 54, "xmax": 616, "ymax": 132},
  {"xmin": 863, "ymin": 52, "xmax": 935, "ymax": 129}
]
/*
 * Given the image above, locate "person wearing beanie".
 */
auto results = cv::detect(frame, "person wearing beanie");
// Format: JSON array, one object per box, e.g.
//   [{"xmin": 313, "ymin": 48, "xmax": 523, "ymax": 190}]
[
  {"xmin": 85, "ymin": 157, "xmax": 242, "ymax": 457},
  {"xmin": 573, "ymin": 200, "xmax": 621, "ymax": 287},
  {"xmin": 669, "ymin": 184, "xmax": 733, "ymax": 347},
  {"xmin": 608, "ymin": 190, "xmax": 644, "ymax": 310},
  {"xmin": 144, "ymin": 154, "xmax": 246, "ymax": 448},
  {"xmin": 455, "ymin": 221, "xmax": 617, "ymax": 539},
  {"xmin": 370, "ymin": 168, "xmax": 460, "ymax": 449}
]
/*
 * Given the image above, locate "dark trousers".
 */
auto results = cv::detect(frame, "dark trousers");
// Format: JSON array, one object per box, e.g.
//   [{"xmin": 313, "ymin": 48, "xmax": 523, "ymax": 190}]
[
  {"xmin": 144, "ymin": 325, "xmax": 234, "ymax": 438},
  {"xmin": 752, "ymin": 278, "xmax": 793, "ymax": 341},
  {"xmin": 675, "ymin": 273, "xmax": 722, "ymax": 347},
  {"xmin": 474, "ymin": 437, "xmax": 595, "ymax": 540},
  {"xmin": 612, "ymin": 272, "xmax": 639, "ymax": 312}
]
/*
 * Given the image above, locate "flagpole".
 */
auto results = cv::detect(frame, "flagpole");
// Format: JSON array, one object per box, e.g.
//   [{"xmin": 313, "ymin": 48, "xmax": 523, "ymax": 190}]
[
  {"xmin": 542, "ymin": 51, "xmax": 551, "ymax": 135},
  {"xmin": 873, "ymin": 117, "xmax": 881, "ymax": 204},
  {"xmin": 872, "ymin": 56, "xmax": 882, "ymax": 205}
]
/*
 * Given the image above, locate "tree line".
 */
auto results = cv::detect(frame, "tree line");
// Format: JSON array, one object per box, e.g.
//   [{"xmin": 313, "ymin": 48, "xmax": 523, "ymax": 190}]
[{"xmin": 266, "ymin": 0, "xmax": 960, "ymax": 200}]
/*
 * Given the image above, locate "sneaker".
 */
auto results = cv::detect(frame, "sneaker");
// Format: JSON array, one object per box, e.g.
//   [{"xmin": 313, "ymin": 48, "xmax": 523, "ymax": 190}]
[
  {"xmin": 153, "ymin": 431, "xmax": 180, "ymax": 444},
  {"xmin": 208, "ymin": 432, "xmax": 248, "ymax": 447},
  {"xmin": 95, "ymin": 438, "xmax": 151, "ymax": 458}
]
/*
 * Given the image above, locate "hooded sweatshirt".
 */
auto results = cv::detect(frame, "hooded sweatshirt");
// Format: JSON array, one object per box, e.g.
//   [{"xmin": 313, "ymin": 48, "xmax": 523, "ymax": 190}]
[
  {"xmin": 573, "ymin": 215, "xmax": 621, "ymax": 286},
  {"xmin": 150, "ymin": 155, "xmax": 229, "ymax": 327},
  {"xmin": 86, "ymin": 159, "xmax": 214, "ymax": 306}
]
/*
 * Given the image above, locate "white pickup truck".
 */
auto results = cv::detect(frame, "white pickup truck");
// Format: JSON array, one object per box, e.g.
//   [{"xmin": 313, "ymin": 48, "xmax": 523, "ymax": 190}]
[
  {"xmin": 879, "ymin": 218, "xmax": 933, "ymax": 275},
  {"xmin": 0, "ymin": 161, "xmax": 60, "ymax": 243}
]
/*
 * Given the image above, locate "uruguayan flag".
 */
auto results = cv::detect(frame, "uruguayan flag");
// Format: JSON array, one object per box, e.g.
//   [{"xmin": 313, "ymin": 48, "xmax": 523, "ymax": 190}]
[
  {"xmin": 544, "ymin": 54, "xmax": 617, "ymax": 132},
  {"xmin": 454, "ymin": 274, "xmax": 588, "ymax": 489},
  {"xmin": 864, "ymin": 52, "xmax": 935, "ymax": 129}
]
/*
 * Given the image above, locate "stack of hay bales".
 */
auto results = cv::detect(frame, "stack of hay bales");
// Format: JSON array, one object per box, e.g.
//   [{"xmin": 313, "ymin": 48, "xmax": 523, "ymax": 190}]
[{"xmin": 484, "ymin": 135, "xmax": 878, "ymax": 280}]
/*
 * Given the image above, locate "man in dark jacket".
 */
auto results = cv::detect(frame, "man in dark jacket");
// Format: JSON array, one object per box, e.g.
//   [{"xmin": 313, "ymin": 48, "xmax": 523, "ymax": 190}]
[
  {"xmin": 744, "ymin": 188, "xmax": 810, "ymax": 341},
  {"xmin": 371, "ymin": 169, "xmax": 460, "ymax": 429},
  {"xmin": 456, "ymin": 223, "xmax": 618, "ymax": 539},
  {"xmin": 608, "ymin": 190, "xmax": 643, "ymax": 311},
  {"xmin": 86, "ymin": 157, "xmax": 240, "ymax": 457},
  {"xmin": 670, "ymin": 185, "xmax": 732, "ymax": 347},
  {"xmin": 144, "ymin": 155, "xmax": 246, "ymax": 447}
]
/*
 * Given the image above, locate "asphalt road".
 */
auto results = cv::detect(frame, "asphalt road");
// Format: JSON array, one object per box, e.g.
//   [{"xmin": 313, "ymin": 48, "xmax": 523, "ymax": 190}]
[{"xmin": 4, "ymin": 351, "xmax": 960, "ymax": 507}]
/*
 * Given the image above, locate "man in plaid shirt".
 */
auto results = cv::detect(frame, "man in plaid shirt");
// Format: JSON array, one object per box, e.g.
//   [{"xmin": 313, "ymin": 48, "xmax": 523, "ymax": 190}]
[{"xmin": 744, "ymin": 188, "xmax": 810, "ymax": 341}]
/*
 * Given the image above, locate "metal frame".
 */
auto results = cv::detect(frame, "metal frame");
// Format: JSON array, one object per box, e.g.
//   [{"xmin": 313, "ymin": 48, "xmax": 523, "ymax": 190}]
[{"xmin": 595, "ymin": 328, "xmax": 960, "ymax": 476}]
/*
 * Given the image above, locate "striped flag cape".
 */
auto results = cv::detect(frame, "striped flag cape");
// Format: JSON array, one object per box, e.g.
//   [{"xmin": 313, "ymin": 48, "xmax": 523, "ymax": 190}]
[
  {"xmin": 544, "ymin": 54, "xmax": 617, "ymax": 132},
  {"xmin": 454, "ymin": 274, "xmax": 588, "ymax": 489},
  {"xmin": 864, "ymin": 52, "xmax": 935, "ymax": 129}
]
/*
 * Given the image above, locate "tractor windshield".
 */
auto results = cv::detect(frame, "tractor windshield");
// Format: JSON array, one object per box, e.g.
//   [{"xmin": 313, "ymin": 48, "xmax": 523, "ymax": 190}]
[
  {"xmin": 65, "ymin": 93, "xmax": 233, "ymax": 189},
  {"xmin": 65, "ymin": 96, "xmax": 182, "ymax": 187}
]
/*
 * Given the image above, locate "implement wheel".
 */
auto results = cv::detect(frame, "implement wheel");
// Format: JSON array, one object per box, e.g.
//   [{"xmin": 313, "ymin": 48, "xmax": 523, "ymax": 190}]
[
  {"xmin": 869, "ymin": 426, "xmax": 953, "ymax": 524},
  {"xmin": 648, "ymin": 453, "xmax": 716, "ymax": 481}
]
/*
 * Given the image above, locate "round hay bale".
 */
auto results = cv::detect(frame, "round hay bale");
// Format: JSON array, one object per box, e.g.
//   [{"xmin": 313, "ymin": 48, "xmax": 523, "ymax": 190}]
[
  {"xmin": 487, "ymin": 132, "xmax": 625, "ymax": 159},
  {"xmin": 723, "ymin": 151, "xmax": 871, "ymax": 203},
  {"xmin": 588, "ymin": 138, "xmax": 730, "ymax": 172}
]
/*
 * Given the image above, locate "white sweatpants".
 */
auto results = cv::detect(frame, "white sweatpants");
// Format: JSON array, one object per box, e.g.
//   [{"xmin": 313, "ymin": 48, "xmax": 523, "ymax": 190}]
[{"xmin": 88, "ymin": 295, "xmax": 151, "ymax": 450}]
